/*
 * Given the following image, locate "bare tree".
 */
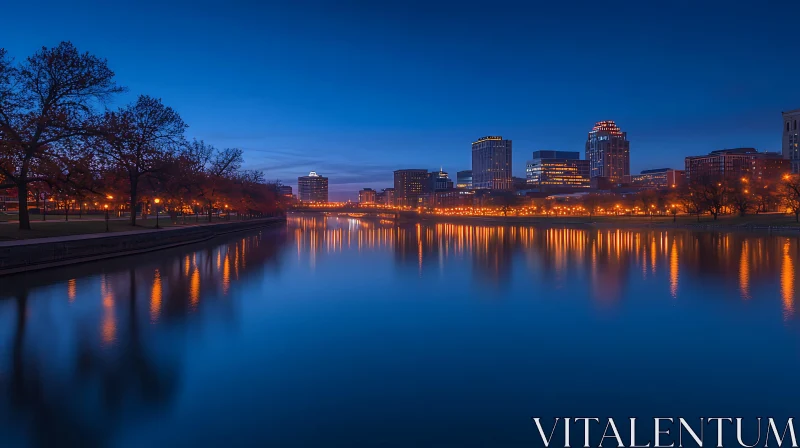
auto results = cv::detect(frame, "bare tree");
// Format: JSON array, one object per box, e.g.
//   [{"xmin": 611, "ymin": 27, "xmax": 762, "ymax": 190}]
[
  {"xmin": 728, "ymin": 179, "xmax": 755, "ymax": 217},
  {"xmin": 780, "ymin": 175, "xmax": 800, "ymax": 222},
  {"xmin": 191, "ymin": 142, "xmax": 243, "ymax": 222},
  {"xmin": 0, "ymin": 43, "xmax": 123, "ymax": 229},
  {"xmin": 679, "ymin": 186, "xmax": 704, "ymax": 222},
  {"xmin": 98, "ymin": 96, "xmax": 186, "ymax": 226},
  {"xmin": 699, "ymin": 180, "xmax": 726, "ymax": 220}
]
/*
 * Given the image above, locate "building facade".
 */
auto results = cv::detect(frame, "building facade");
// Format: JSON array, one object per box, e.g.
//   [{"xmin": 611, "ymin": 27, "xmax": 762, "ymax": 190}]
[
  {"xmin": 279, "ymin": 185, "xmax": 293, "ymax": 198},
  {"xmin": 456, "ymin": 170, "xmax": 473, "ymax": 189},
  {"xmin": 297, "ymin": 171, "xmax": 329, "ymax": 203},
  {"xmin": 783, "ymin": 109, "xmax": 800, "ymax": 173},
  {"xmin": 685, "ymin": 148, "xmax": 790, "ymax": 184},
  {"xmin": 393, "ymin": 169, "xmax": 428, "ymax": 207},
  {"xmin": 585, "ymin": 121, "xmax": 630, "ymax": 184},
  {"xmin": 428, "ymin": 169, "xmax": 454, "ymax": 192},
  {"xmin": 376, "ymin": 188, "xmax": 395, "ymax": 206},
  {"xmin": 631, "ymin": 168, "xmax": 686, "ymax": 189},
  {"xmin": 359, "ymin": 188, "xmax": 377, "ymax": 204},
  {"xmin": 471, "ymin": 136, "xmax": 512, "ymax": 190},
  {"xmin": 525, "ymin": 150, "xmax": 590, "ymax": 191}
]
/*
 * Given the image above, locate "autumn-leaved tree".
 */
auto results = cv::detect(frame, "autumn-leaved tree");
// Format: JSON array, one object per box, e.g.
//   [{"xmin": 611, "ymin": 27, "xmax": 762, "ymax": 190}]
[
  {"xmin": 0, "ymin": 42, "xmax": 123, "ymax": 229},
  {"xmin": 98, "ymin": 95, "xmax": 186, "ymax": 226}
]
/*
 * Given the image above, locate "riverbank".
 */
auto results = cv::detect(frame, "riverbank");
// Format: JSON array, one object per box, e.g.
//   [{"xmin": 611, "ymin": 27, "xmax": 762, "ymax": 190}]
[
  {"xmin": 0, "ymin": 213, "xmax": 241, "ymax": 240},
  {"xmin": 388, "ymin": 212, "xmax": 800, "ymax": 233},
  {"xmin": 0, "ymin": 217, "xmax": 285, "ymax": 276}
]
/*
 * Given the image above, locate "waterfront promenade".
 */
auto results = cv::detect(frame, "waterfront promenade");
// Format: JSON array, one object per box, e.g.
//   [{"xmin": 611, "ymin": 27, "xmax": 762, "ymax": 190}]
[{"xmin": 0, "ymin": 216, "xmax": 285, "ymax": 276}]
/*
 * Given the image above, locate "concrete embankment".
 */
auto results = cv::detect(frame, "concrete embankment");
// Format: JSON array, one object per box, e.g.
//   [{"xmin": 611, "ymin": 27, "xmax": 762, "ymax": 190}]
[{"xmin": 0, "ymin": 217, "xmax": 285, "ymax": 276}]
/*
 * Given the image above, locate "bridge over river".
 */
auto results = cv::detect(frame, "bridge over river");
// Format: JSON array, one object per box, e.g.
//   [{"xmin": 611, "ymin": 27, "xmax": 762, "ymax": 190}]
[{"xmin": 289, "ymin": 206, "xmax": 421, "ymax": 221}]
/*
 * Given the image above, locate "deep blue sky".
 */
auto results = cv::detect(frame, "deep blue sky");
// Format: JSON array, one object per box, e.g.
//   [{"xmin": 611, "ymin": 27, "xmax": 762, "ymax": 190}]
[{"xmin": 3, "ymin": 0, "xmax": 800, "ymax": 200}]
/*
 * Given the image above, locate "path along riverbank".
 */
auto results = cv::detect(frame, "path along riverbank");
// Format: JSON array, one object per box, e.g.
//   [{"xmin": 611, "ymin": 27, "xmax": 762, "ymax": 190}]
[{"xmin": 0, "ymin": 217, "xmax": 285, "ymax": 276}]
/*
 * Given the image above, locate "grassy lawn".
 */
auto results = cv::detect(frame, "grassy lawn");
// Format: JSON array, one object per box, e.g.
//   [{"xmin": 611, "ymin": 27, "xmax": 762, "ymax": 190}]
[{"xmin": 0, "ymin": 214, "xmax": 236, "ymax": 241}]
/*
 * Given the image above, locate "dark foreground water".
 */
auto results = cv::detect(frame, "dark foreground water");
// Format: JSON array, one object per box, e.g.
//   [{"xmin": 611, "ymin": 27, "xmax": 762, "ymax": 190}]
[{"xmin": 1, "ymin": 214, "xmax": 800, "ymax": 447}]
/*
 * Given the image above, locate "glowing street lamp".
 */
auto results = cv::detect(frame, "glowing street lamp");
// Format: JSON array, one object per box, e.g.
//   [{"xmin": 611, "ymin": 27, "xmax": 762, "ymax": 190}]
[
  {"xmin": 104, "ymin": 204, "xmax": 109, "ymax": 232},
  {"xmin": 154, "ymin": 198, "xmax": 161, "ymax": 229}
]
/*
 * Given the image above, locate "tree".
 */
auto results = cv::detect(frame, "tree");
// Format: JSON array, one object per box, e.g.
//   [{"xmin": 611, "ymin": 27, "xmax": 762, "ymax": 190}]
[
  {"xmin": 698, "ymin": 180, "xmax": 726, "ymax": 220},
  {"xmin": 679, "ymin": 186, "xmax": 704, "ymax": 222},
  {"xmin": 0, "ymin": 42, "xmax": 123, "ymax": 229},
  {"xmin": 581, "ymin": 193, "xmax": 603, "ymax": 218},
  {"xmin": 754, "ymin": 181, "xmax": 779, "ymax": 213},
  {"xmin": 98, "ymin": 96, "xmax": 186, "ymax": 226},
  {"xmin": 779, "ymin": 174, "xmax": 800, "ymax": 222},
  {"xmin": 728, "ymin": 179, "xmax": 755, "ymax": 217},
  {"xmin": 637, "ymin": 189, "xmax": 659, "ymax": 216},
  {"xmin": 191, "ymin": 142, "xmax": 243, "ymax": 222}
]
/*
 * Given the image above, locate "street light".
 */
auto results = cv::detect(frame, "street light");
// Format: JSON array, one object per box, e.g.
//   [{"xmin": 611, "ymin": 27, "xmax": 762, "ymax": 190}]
[
  {"xmin": 154, "ymin": 198, "xmax": 161, "ymax": 229},
  {"xmin": 104, "ymin": 204, "xmax": 109, "ymax": 232}
]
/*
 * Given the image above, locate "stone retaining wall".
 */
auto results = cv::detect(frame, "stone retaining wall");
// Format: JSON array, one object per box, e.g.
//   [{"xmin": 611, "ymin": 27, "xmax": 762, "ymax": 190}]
[{"xmin": 0, "ymin": 218, "xmax": 285, "ymax": 275}]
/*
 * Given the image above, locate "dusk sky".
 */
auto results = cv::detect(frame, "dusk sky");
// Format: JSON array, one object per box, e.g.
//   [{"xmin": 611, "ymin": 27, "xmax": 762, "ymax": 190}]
[{"xmin": 3, "ymin": 0, "xmax": 800, "ymax": 200}]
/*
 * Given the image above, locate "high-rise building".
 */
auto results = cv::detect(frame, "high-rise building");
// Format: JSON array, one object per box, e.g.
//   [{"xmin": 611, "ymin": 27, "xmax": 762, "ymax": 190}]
[
  {"xmin": 393, "ymin": 169, "xmax": 428, "ymax": 207},
  {"xmin": 685, "ymin": 148, "xmax": 790, "ymax": 184},
  {"xmin": 456, "ymin": 170, "xmax": 473, "ymax": 189},
  {"xmin": 631, "ymin": 168, "xmax": 686, "ymax": 189},
  {"xmin": 297, "ymin": 171, "xmax": 328, "ymax": 203},
  {"xmin": 471, "ymin": 136, "xmax": 512, "ymax": 190},
  {"xmin": 525, "ymin": 150, "xmax": 590, "ymax": 191},
  {"xmin": 585, "ymin": 121, "xmax": 630, "ymax": 184},
  {"xmin": 359, "ymin": 188, "xmax": 376, "ymax": 204},
  {"xmin": 427, "ymin": 169, "xmax": 454, "ymax": 191},
  {"xmin": 783, "ymin": 109, "xmax": 800, "ymax": 173}
]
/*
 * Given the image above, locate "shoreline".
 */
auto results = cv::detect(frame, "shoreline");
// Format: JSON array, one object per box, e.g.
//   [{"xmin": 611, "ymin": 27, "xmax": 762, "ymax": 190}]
[
  {"xmin": 294, "ymin": 211, "xmax": 800, "ymax": 235},
  {"xmin": 0, "ymin": 217, "xmax": 286, "ymax": 276}
]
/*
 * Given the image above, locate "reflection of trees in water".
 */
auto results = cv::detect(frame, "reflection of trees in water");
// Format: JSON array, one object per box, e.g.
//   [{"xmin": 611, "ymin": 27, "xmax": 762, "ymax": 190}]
[{"xmin": 0, "ymin": 229, "xmax": 287, "ymax": 447}]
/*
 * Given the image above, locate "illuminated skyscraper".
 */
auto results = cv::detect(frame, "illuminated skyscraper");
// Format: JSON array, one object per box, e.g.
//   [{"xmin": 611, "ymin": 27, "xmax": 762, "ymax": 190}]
[
  {"xmin": 471, "ymin": 136, "xmax": 512, "ymax": 190},
  {"xmin": 297, "ymin": 171, "xmax": 328, "ymax": 203},
  {"xmin": 585, "ymin": 121, "xmax": 630, "ymax": 184},
  {"xmin": 783, "ymin": 109, "xmax": 800, "ymax": 173}
]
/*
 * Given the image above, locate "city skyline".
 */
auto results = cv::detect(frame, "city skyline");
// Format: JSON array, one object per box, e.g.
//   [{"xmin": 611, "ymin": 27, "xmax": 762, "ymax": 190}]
[{"xmin": 4, "ymin": 1, "xmax": 800, "ymax": 200}]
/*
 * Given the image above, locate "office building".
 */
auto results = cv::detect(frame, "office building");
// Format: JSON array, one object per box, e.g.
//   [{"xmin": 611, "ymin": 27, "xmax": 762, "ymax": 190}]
[
  {"xmin": 783, "ymin": 109, "xmax": 800, "ymax": 173},
  {"xmin": 456, "ymin": 170, "xmax": 473, "ymax": 189},
  {"xmin": 428, "ymin": 169, "xmax": 454, "ymax": 192},
  {"xmin": 525, "ymin": 150, "xmax": 590, "ymax": 191},
  {"xmin": 359, "ymin": 188, "xmax": 376, "ymax": 204},
  {"xmin": 297, "ymin": 171, "xmax": 328, "ymax": 203},
  {"xmin": 685, "ymin": 148, "xmax": 790, "ymax": 184},
  {"xmin": 393, "ymin": 169, "xmax": 428, "ymax": 207},
  {"xmin": 376, "ymin": 188, "xmax": 395, "ymax": 206},
  {"xmin": 631, "ymin": 168, "xmax": 686, "ymax": 189},
  {"xmin": 585, "ymin": 121, "xmax": 630, "ymax": 184},
  {"xmin": 279, "ymin": 185, "xmax": 293, "ymax": 198},
  {"xmin": 472, "ymin": 136, "xmax": 512, "ymax": 190}
]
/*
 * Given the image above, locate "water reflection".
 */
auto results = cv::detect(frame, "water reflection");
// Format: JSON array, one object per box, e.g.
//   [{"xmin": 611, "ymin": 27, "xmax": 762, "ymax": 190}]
[
  {"xmin": 1, "ymin": 216, "xmax": 800, "ymax": 446},
  {"xmin": 0, "ymin": 229, "xmax": 287, "ymax": 447},
  {"xmin": 289, "ymin": 215, "xmax": 800, "ymax": 313}
]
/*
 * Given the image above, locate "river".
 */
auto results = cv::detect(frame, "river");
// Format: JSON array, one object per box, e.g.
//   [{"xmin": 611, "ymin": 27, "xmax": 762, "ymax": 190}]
[{"xmin": 0, "ymin": 214, "xmax": 799, "ymax": 447}]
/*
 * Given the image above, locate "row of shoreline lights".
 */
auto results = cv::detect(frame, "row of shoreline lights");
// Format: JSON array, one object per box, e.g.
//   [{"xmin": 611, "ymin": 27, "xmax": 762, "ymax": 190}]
[{"xmin": 101, "ymin": 195, "xmax": 162, "ymax": 231}]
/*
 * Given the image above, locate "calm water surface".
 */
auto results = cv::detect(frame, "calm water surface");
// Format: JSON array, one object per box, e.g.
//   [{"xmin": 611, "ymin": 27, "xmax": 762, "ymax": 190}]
[{"xmin": 1, "ymin": 214, "xmax": 800, "ymax": 447}]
